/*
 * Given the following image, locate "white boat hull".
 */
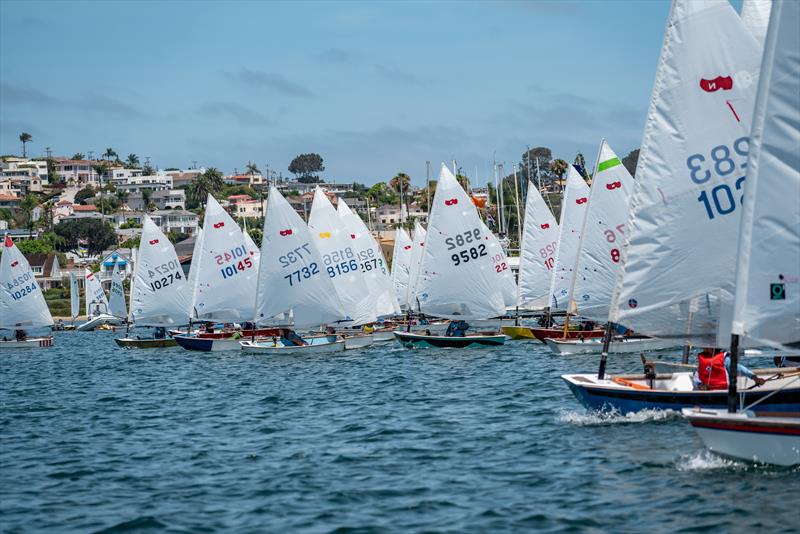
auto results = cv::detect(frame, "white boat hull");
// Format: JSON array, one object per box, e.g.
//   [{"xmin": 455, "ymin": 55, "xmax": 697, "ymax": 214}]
[
  {"xmin": 544, "ymin": 336, "xmax": 678, "ymax": 355},
  {"xmin": 240, "ymin": 338, "xmax": 346, "ymax": 355},
  {"xmin": 0, "ymin": 337, "xmax": 54, "ymax": 349},
  {"xmin": 683, "ymin": 408, "xmax": 800, "ymax": 466},
  {"xmin": 75, "ymin": 314, "xmax": 121, "ymax": 332},
  {"xmin": 341, "ymin": 334, "xmax": 374, "ymax": 350}
]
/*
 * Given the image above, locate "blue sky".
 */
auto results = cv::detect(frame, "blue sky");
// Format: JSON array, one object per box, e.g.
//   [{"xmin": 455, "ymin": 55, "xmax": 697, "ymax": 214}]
[{"xmin": 2, "ymin": 0, "xmax": 687, "ymax": 186}]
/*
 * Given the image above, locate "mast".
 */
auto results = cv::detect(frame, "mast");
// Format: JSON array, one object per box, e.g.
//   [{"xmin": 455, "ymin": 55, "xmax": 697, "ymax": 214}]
[{"xmin": 512, "ymin": 165, "xmax": 522, "ymax": 248}]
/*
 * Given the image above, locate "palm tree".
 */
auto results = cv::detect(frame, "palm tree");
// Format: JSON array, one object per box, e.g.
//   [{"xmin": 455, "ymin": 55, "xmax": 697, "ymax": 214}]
[
  {"xmin": 204, "ymin": 167, "xmax": 225, "ymax": 192},
  {"xmin": 389, "ymin": 173, "xmax": 411, "ymax": 195},
  {"xmin": 188, "ymin": 174, "xmax": 213, "ymax": 207},
  {"xmin": 20, "ymin": 194, "xmax": 38, "ymax": 237},
  {"xmin": 245, "ymin": 162, "xmax": 260, "ymax": 176},
  {"xmin": 103, "ymin": 148, "xmax": 118, "ymax": 162},
  {"xmin": 125, "ymin": 153, "xmax": 140, "ymax": 168},
  {"xmin": 549, "ymin": 159, "xmax": 569, "ymax": 190},
  {"xmin": 19, "ymin": 132, "xmax": 32, "ymax": 157},
  {"xmin": 72, "ymin": 152, "xmax": 85, "ymax": 160}
]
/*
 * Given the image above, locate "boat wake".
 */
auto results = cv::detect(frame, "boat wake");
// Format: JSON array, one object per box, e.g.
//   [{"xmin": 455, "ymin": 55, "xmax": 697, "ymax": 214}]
[
  {"xmin": 675, "ymin": 451, "xmax": 746, "ymax": 472},
  {"xmin": 557, "ymin": 407, "xmax": 680, "ymax": 426}
]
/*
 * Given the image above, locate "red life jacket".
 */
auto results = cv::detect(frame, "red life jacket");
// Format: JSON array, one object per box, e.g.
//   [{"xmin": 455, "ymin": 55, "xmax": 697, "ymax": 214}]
[{"xmin": 698, "ymin": 351, "xmax": 728, "ymax": 390}]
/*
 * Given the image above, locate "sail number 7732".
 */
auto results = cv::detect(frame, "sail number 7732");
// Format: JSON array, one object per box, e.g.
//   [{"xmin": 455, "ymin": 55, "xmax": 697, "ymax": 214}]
[{"xmin": 687, "ymin": 137, "xmax": 748, "ymax": 220}]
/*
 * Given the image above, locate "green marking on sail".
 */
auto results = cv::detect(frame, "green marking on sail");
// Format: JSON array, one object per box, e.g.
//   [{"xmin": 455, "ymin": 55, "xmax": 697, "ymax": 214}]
[{"xmin": 597, "ymin": 157, "xmax": 621, "ymax": 172}]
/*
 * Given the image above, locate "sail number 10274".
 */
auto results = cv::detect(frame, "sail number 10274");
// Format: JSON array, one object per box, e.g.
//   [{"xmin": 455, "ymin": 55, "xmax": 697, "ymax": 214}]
[{"xmin": 687, "ymin": 137, "xmax": 748, "ymax": 220}]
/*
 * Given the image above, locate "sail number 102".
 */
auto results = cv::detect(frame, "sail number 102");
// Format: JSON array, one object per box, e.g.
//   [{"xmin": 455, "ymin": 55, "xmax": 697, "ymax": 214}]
[{"xmin": 687, "ymin": 137, "xmax": 748, "ymax": 220}]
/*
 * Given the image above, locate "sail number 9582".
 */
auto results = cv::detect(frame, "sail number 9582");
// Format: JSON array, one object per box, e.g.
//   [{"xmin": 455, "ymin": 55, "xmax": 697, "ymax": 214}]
[{"xmin": 446, "ymin": 228, "xmax": 488, "ymax": 266}]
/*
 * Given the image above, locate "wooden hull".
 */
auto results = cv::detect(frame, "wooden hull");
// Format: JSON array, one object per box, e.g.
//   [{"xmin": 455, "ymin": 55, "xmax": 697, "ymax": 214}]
[
  {"xmin": 683, "ymin": 408, "xmax": 800, "ymax": 466},
  {"xmin": 393, "ymin": 330, "xmax": 507, "ymax": 349},
  {"xmin": 0, "ymin": 337, "xmax": 53, "ymax": 349},
  {"xmin": 114, "ymin": 338, "xmax": 178, "ymax": 349},
  {"xmin": 562, "ymin": 370, "xmax": 800, "ymax": 414},
  {"xmin": 501, "ymin": 326, "xmax": 606, "ymax": 341}
]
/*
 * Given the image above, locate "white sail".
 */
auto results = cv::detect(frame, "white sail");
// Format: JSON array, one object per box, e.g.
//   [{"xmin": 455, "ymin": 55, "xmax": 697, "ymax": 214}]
[
  {"xmin": 569, "ymin": 140, "xmax": 634, "ymax": 321},
  {"xmin": 130, "ymin": 216, "xmax": 191, "ymax": 326},
  {"xmin": 548, "ymin": 166, "xmax": 591, "ymax": 310},
  {"xmin": 84, "ymin": 268, "xmax": 109, "ymax": 317},
  {"xmin": 108, "ymin": 263, "xmax": 127, "ymax": 319},
  {"xmin": 609, "ymin": 0, "xmax": 762, "ymax": 343},
  {"xmin": 391, "ymin": 227, "xmax": 413, "ymax": 311},
  {"xmin": 308, "ymin": 187, "xmax": 376, "ymax": 325},
  {"xmin": 337, "ymin": 198, "xmax": 399, "ymax": 317},
  {"xmin": 731, "ymin": 0, "xmax": 799, "ymax": 349},
  {"xmin": 186, "ymin": 227, "xmax": 203, "ymax": 313},
  {"xmin": 480, "ymin": 220, "xmax": 517, "ymax": 308},
  {"xmin": 414, "ymin": 164, "xmax": 505, "ymax": 320},
  {"xmin": 69, "ymin": 272, "xmax": 80, "ymax": 319},
  {"xmin": 191, "ymin": 195, "xmax": 259, "ymax": 322},
  {"xmin": 254, "ymin": 186, "xmax": 345, "ymax": 328},
  {"xmin": 405, "ymin": 221, "xmax": 427, "ymax": 311},
  {"xmin": 740, "ymin": 0, "xmax": 772, "ymax": 47},
  {"xmin": 517, "ymin": 181, "xmax": 559, "ymax": 309},
  {"xmin": 0, "ymin": 235, "xmax": 53, "ymax": 329}
]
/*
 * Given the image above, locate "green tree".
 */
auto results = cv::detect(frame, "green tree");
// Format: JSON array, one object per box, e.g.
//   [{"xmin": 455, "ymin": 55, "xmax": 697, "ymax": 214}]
[
  {"xmin": 103, "ymin": 148, "xmax": 118, "ymax": 162},
  {"xmin": 75, "ymin": 186, "xmax": 96, "ymax": 205},
  {"xmin": 19, "ymin": 132, "xmax": 32, "ymax": 157},
  {"xmin": 19, "ymin": 194, "xmax": 39, "ymax": 237},
  {"xmin": 389, "ymin": 173, "xmax": 411, "ymax": 195},
  {"xmin": 288, "ymin": 153, "xmax": 325, "ymax": 183},
  {"xmin": 186, "ymin": 168, "xmax": 223, "ymax": 209},
  {"xmin": 456, "ymin": 173, "xmax": 470, "ymax": 191},
  {"xmin": 573, "ymin": 153, "xmax": 589, "ymax": 179},
  {"xmin": 622, "ymin": 148, "xmax": 640, "ymax": 177},
  {"xmin": 16, "ymin": 232, "xmax": 64, "ymax": 255},
  {"xmin": 245, "ymin": 162, "xmax": 260, "ymax": 177},
  {"xmin": 417, "ymin": 180, "xmax": 437, "ymax": 212},
  {"xmin": 120, "ymin": 237, "xmax": 139, "ymax": 249},
  {"xmin": 142, "ymin": 162, "xmax": 155, "ymax": 175},
  {"xmin": 549, "ymin": 159, "xmax": 569, "ymax": 186},
  {"xmin": 125, "ymin": 153, "xmax": 140, "ymax": 168},
  {"xmin": 92, "ymin": 163, "xmax": 108, "ymax": 183},
  {"xmin": 54, "ymin": 218, "xmax": 117, "ymax": 255},
  {"xmin": 72, "ymin": 152, "xmax": 85, "ymax": 160}
]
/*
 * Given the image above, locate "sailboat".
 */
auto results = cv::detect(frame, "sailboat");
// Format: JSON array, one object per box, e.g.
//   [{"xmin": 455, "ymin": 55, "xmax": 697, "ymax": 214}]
[
  {"xmin": 390, "ymin": 227, "xmax": 413, "ymax": 312},
  {"xmin": 240, "ymin": 186, "xmax": 348, "ymax": 354},
  {"xmin": 502, "ymin": 180, "xmax": 561, "ymax": 340},
  {"xmin": 544, "ymin": 140, "xmax": 675, "ymax": 355},
  {"xmin": 683, "ymin": 0, "xmax": 800, "ymax": 466},
  {"xmin": 561, "ymin": 0, "xmax": 800, "ymax": 413},
  {"xmin": 76, "ymin": 268, "xmax": 119, "ymax": 331},
  {"xmin": 394, "ymin": 164, "xmax": 507, "ymax": 348},
  {"xmin": 115, "ymin": 216, "xmax": 191, "ymax": 348},
  {"xmin": 405, "ymin": 220, "xmax": 427, "ymax": 312},
  {"xmin": 108, "ymin": 263, "xmax": 127, "ymax": 321},
  {"xmin": 174, "ymin": 194, "xmax": 279, "ymax": 351},
  {"xmin": 0, "ymin": 234, "xmax": 54, "ymax": 348}
]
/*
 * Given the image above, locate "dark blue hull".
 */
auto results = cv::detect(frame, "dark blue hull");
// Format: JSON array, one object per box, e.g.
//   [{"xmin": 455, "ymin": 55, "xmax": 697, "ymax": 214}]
[
  {"xmin": 563, "ymin": 377, "xmax": 800, "ymax": 414},
  {"xmin": 173, "ymin": 335, "xmax": 216, "ymax": 352}
]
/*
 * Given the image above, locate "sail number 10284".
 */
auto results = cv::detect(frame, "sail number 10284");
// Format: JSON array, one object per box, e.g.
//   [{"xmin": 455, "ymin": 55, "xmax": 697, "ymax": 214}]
[
  {"xmin": 687, "ymin": 137, "xmax": 748, "ymax": 220},
  {"xmin": 446, "ymin": 228, "xmax": 487, "ymax": 266}
]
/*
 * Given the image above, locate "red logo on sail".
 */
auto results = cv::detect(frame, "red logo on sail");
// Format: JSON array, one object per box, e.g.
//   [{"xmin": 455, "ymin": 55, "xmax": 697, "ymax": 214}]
[
  {"xmin": 576, "ymin": 197, "xmax": 588, "ymax": 205},
  {"xmin": 606, "ymin": 181, "xmax": 622, "ymax": 190},
  {"xmin": 444, "ymin": 198, "xmax": 458, "ymax": 206},
  {"xmin": 279, "ymin": 229, "xmax": 293, "ymax": 236},
  {"xmin": 350, "ymin": 234, "xmax": 356, "ymax": 239},
  {"xmin": 540, "ymin": 223, "xmax": 550, "ymax": 229},
  {"xmin": 403, "ymin": 245, "xmax": 411, "ymax": 250},
  {"xmin": 149, "ymin": 239, "xmax": 159, "ymax": 245},
  {"xmin": 699, "ymin": 76, "xmax": 733, "ymax": 92},
  {"xmin": 11, "ymin": 260, "xmax": 19, "ymax": 267},
  {"xmin": 213, "ymin": 222, "xmax": 225, "ymax": 229}
]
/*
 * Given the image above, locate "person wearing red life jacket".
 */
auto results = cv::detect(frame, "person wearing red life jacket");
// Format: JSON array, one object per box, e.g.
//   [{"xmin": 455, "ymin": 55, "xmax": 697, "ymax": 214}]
[{"xmin": 693, "ymin": 347, "xmax": 765, "ymax": 390}]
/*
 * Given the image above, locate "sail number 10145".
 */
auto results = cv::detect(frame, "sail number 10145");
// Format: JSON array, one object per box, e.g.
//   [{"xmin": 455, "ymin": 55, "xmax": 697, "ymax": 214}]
[
  {"xmin": 687, "ymin": 137, "xmax": 748, "ymax": 220},
  {"xmin": 446, "ymin": 228, "xmax": 487, "ymax": 266}
]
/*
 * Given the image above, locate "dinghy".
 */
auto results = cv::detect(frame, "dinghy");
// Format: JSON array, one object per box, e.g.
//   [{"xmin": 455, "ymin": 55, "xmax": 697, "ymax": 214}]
[
  {"xmin": 395, "ymin": 164, "xmax": 507, "ymax": 348},
  {"xmin": 114, "ymin": 216, "xmax": 190, "ymax": 348},
  {"xmin": 564, "ymin": 0, "xmax": 773, "ymax": 413},
  {"xmin": 76, "ymin": 269, "xmax": 120, "ymax": 331},
  {"xmin": 0, "ymin": 234, "xmax": 54, "ymax": 349},
  {"xmin": 683, "ymin": 0, "xmax": 800, "ymax": 466},
  {"xmin": 545, "ymin": 336, "xmax": 676, "ymax": 355},
  {"xmin": 390, "ymin": 227, "xmax": 413, "ymax": 312},
  {"xmin": 240, "ymin": 186, "xmax": 348, "ymax": 355}
]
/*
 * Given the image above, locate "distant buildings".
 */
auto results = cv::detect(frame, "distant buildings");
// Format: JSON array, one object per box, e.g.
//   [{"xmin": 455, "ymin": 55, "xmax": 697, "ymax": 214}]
[{"xmin": 227, "ymin": 194, "xmax": 265, "ymax": 219}]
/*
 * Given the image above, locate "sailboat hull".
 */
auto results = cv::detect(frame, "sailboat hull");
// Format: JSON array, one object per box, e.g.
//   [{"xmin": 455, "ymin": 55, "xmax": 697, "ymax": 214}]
[
  {"xmin": 562, "ymin": 371, "xmax": 800, "ymax": 414},
  {"xmin": 544, "ymin": 336, "xmax": 678, "ymax": 355},
  {"xmin": 393, "ymin": 331, "xmax": 507, "ymax": 349},
  {"xmin": 240, "ymin": 338, "xmax": 346, "ymax": 355},
  {"xmin": 75, "ymin": 314, "xmax": 122, "ymax": 332},
  {"xmin": 0, "ymin": 337, "xmax": 54, "ymax": 349},
  {"xmin": 682, "ymin": 408, "xmax": 800, "ymax": 466}
]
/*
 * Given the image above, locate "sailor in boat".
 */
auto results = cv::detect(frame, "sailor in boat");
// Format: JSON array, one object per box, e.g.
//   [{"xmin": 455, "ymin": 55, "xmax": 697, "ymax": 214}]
[
  {"xmin": 693, "ymin": 347, "xmax": 765, "ymax": 390},
  {"xmin": 154, "ymin": 327, "xmax": 166, "ymax": 340},
  {"xmin": 15, "ymin": 329, "xmax": 27, "ymax": 342},
  {"xmin": 445, "ymin": 320, "xmax": 470, "ymax": 337}
]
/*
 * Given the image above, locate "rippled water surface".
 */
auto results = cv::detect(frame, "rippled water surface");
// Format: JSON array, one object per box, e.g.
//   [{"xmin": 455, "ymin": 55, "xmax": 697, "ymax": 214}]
[{"xmin": 2, "ymin": 330, "xmax": 798, "ymax": 533}]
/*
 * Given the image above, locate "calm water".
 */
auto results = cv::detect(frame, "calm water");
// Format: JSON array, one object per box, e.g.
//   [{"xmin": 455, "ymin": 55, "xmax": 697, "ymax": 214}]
[{"xmin": 1, "ymin": 329, "xmax": 798, "ymax": 533}]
